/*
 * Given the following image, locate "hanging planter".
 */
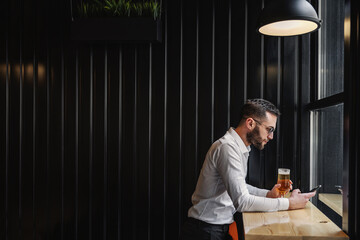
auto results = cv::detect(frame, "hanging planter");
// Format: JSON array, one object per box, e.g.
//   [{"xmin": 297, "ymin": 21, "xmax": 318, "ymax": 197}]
[
  {"xmin": 71, "ymin": 17, "xmax": 162, "ymax": 42},
  {"xmin": 70, "ymin": 0, "xmax": 162, "ymax": 42}
]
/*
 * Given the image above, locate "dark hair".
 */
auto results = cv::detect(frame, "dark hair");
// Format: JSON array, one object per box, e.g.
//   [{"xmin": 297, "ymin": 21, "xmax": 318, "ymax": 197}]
[{"xmin": 239, "ymin": 99, "xmax": 280, "ymax": 121}]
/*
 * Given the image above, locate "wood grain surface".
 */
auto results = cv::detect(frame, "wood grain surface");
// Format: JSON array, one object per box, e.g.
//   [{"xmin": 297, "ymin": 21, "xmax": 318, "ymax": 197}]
[{"xmin": 243, "ymin": 201, "xmax": 348, "ymax": 240}]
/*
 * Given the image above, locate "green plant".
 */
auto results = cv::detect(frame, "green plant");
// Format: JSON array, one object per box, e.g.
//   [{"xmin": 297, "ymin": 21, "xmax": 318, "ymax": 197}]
[
  {"xmin": 76, "ymin": 0, "xmax": 161, "ymax": 19},
  {"xmin": 138, "ymin": 1, "xmax": 161, "ymax": 19},
  {"xmin": 104, "ymin": 0, "xmax": 123, "ymax": 16},
  {"xmin": 77, "ymin": 0, "xmax": 103, "ymax": 18},
  {"xmin": 133, "ymin": 2, "xmax": 143, "ymax": 16},
  {"xmin": 123, "ymin": 1, "xmax": 132, "ymax": 16}
]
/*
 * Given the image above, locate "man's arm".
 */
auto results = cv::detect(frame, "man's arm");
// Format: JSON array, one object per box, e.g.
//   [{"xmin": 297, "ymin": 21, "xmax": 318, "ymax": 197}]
[
  {"xmin": 216, "ymin": 144, "xmax": 289, "ymax": 212},
  {"xmin": 246, "ymin": 184, "xmax": 270, "ymax": 197},
  {"xmin": 247, "ymin": 181, "xmax": 314, "ymax": 210}
]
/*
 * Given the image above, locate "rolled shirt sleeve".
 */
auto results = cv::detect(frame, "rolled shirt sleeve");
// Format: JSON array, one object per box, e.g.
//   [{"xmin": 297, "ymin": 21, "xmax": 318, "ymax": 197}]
[{"xmin": 246, "ymin": 184, "xmax": 269, "ymax": 197}]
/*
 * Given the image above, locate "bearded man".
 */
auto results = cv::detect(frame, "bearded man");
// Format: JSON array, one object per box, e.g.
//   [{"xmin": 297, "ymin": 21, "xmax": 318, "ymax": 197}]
[{"xmin": 180, "ymin": 99, "xmax": 315, "ymax": 240}]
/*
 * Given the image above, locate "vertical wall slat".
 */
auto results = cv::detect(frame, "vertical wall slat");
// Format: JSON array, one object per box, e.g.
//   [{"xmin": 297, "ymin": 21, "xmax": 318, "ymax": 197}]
[
  {"xmin": 163, "ymin": 3, "xmax": 169, "ymax": 240},
  {"xmin": 79, "ymin": 46, "xmax": 89, "ymax": 239},
  {"xmin": 46, "ymin": 46, "xmax": 50, "ymax": 240},
  {"xmin": 300, "ymin": 34, "xmax": 311, "ymax": 205},
  {"xmin": 103, "ymin": 46, "xmax": 108, "ymax": 240},
  {"xmin": 19, "ymin": 0, "xmax": 23, "ymax": 235},
  {"xmin": 118, "ymin": 46, "xmax": 122, "ymax": 240},
  {"xmin": 247, "ymin": 0, "xmax": 263, "ymax": 188},
  {"xmin": 61, "ymin": 47, "xmax": 65, "ymax": 240},
  {"xmin": 132, "ymin": 46, "xmax": 138, "ymax": 240},
  {"xmin": 163, "ymin": 1, "xmax": 168, "ymax": 239},
  {"xmin": 214, "ymin": 0, "xmax": 230, "ymax": 140},
  {"xmin": 244, "ymin": 0, "xmax": 248, "ymax": 102},
  {"xmin": 211, "ymin": 0, "xmax": 215, "ymax": 143},
  {"xmin": 178, "ymin": 0, "xmax": 183, "ymax": 235},
  {"xmin": 182, "ymin": 0, "xmax": 198, "ymax": 220},
  {"xmin": 260, "ymin": 0, "xmax": 265, "ymax": 100},
  {"xmin": 104, "ymin": 44, "xmax": 119, "ymax": 239},
  {"xmin": 261, "ymin": 0, "xmax": 269, "ymax": 188},
  {"xmin": 93, "ymin": 45, "xmax": 106, "ymax": 238},
  {"xmin": 166, "ymin": 0, "xmax": 182, "ymax": 235},
  {"xmin": 120, "ymin": 45, "xmax": 135, "ymax": 240},
  {"xmin": 294, "ymin": 38, "xmax": 300, "ymax": 187},
  {"xmin": 229, "ymin": 0, "xmax": 246, "ymax": 127},
  {"xmin": 263, "ymin": 34, "xmax": 280, "ymax": 188},
  {"xmin": 148, "ymin": 44, "xmax": 152, "ymax": 240},
  {"xmin": 149, "ymin": 33, "xmax": 165, "ymax": 240},
  {"xmin": 282, "ymin": 37, "xmax": 298, "ymax": 170},
  {"xmin": 227, "ymin": 0, "xmax": 232, "ymax": 128},
  {"xmin": 195, "ymin": 0, "xmax": 199, "ymax": 177},
  {"xmin": 75, "ymin": 49, "xmax": 79, "ymax": 240},
  {"xmin": 89, "ymin": 46, "xmax": 93, "ymax": 240},
  {"xmin": 277, "ymin": 37, "xmax": 282, "ymax": 170},
  {"xmin": 197, "ymin": 0, "xmax": 213, "ymax": 176},
  {"xmin": 5, "ymin": 26, "xmax": 9, "ymax": 240},
  {"xmin": 32, "ymin": 35, "xmax": 37, "ymax": 240}
]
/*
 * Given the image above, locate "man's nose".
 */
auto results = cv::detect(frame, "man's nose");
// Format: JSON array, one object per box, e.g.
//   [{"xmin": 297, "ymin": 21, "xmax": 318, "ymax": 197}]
[{"xmin": 267, "ymin": 132, "xmax": 274, "ymax": 140}]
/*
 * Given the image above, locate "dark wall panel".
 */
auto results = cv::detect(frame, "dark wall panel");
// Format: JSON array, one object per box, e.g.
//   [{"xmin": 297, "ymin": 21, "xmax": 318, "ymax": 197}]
[
  {"xmin": 229, "ymin": 0, "xmax": 246, "ymax": 128},
  {"xmin": 246, "ymin": 0, "xmax": 264, "ymax": 188},
  {"xmin": 164, "ymin": 0, "xmax": 182, "ymax": 237},
  {"xmin": 264, "ymin": 36, "xmax": 280, "ymax": 189},
  {"xmin": 182, "ymin": 0, "xmax": 198, "ymax": 228},
  {"xmin": 213, "ymin": 0, "xmax": 230, "ymax": 140},
  {"xmin": 0, "ymin": 0, "xmax": 309, "ymax": 239},
  {"xmin": 149, "ymin": 42, "xmax": 166, "ymax": 240},
  {"xmin": 0, "ymin": 15, "xmax": 7, "ymax": 240},
  {"xmin": 281, "ymin": 37, "xmax": 298, "ymax": 180},
  {"xmin": 77, "ymin": 45, "xmax": 91, "ymax": 240}
]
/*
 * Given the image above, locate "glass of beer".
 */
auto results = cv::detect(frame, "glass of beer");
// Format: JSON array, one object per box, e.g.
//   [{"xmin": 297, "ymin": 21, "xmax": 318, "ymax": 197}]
[{"xmin": 277, "ymin": 168, "xmax": 290, "ymax": 198}]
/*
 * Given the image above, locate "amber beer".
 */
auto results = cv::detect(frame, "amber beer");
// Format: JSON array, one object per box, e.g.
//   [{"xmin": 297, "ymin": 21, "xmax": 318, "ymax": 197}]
[{"xmin": 277, "ymin": 168, "xmax": 290, "ymax": 197}]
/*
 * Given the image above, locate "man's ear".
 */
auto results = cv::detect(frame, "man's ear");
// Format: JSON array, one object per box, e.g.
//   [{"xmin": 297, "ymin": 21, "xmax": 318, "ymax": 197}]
[{"xmin": 245, "ymin": 118, "xmax": 255, "ymax": 130}]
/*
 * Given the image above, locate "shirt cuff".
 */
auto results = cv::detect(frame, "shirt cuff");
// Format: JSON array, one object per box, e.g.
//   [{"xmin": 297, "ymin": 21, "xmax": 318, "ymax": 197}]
[{"xmin": 278, "ymin": 198, "xmax": 290, "ymax": 211}]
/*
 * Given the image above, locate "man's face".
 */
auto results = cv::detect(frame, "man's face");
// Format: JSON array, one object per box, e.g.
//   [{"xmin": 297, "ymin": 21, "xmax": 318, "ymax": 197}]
[
  {"xmin": 246, "ymin": 125, "xmax": 264, "ymax": 150},
  {"xmin": 246, "ymin": 112, "xmax": 277, "ymax": 150}
]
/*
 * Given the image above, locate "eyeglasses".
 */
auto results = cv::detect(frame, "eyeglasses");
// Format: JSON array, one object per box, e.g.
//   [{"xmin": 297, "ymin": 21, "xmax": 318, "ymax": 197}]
[{"xmin": 252, "ymin": 118, "xmax": 275, "ymax": 134}]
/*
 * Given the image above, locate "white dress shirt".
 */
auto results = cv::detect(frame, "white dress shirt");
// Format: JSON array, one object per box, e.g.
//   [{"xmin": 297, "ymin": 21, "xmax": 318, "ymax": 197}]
[{"xmin": 188, "ymin": 128, "xmax": 289, "ymax": 224}]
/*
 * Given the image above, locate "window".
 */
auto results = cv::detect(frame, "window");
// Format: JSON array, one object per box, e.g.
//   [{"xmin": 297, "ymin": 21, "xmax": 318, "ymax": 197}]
[
  {"xmin": 310, "ymin": 104, "xmax": 344, "ymax": 223},
  {"xmin": 308, "ymin": 0, "xmax": 345, "ymax": 228},
  {"xmin": 317, "ymin": 0, "xmax": 344, "ymax": 99}
]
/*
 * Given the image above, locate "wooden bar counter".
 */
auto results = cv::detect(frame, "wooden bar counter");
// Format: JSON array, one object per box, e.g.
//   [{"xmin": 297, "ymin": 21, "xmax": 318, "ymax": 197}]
[
  {"xmin": 319, "ymin": 193, "xmax": 343, "ymax": 216},
  {"xmin": 243, "ymin": 201, "xmax": 348, "ymax": 240}
]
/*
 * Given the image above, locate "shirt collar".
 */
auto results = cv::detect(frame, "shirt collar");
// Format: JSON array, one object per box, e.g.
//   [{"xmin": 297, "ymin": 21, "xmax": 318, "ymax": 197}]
[{"xmin": 229, "ymin": 127, "xmax": 251, "ymax": 154}]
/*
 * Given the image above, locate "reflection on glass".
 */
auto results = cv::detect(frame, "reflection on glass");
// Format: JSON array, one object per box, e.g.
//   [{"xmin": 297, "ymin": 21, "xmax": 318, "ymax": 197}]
[{"xmin": 318, "ymin": 0, "xmax": 344, "ymax": 99}]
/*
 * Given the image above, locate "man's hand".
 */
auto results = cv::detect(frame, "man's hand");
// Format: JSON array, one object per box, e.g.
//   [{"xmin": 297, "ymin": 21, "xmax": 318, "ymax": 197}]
[
  {"xmin": 288, "ymin": 189, "xmax": 316, "ymax": 210},
  {"xmin": 266, "ymin": 180, "xmax": 293, "ymax": 198}
]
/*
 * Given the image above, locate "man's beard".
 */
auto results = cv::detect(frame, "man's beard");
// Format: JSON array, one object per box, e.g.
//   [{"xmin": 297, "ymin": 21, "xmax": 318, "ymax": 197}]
[{"xmin": 246, "ymin": 125, "xmax": 265, "ymax": 150}]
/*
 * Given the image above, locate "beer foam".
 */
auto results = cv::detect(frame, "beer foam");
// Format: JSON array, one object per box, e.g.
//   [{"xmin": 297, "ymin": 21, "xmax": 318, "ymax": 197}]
[{"xmin": 278, "ymin": 168, "xmax": 290, "ymax": 175}]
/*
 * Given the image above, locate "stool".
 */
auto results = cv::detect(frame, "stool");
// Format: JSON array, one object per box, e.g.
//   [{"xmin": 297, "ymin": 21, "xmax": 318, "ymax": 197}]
[{"xmin": 228, "ymin": 212, "xmax": 245, "ymax": 240}]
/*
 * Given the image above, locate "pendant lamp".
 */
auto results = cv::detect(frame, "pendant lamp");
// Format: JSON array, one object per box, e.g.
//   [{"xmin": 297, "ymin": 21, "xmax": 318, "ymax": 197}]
[{"xmin": 257, "ymin": 0, "xmax": 321, "ymax": 36}]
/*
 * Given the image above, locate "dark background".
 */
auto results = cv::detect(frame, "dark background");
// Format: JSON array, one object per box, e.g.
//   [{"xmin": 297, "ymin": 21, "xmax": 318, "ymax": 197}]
[{"xmin": 0, "ymin": 0, "xmax": 359, "ymax": 239}]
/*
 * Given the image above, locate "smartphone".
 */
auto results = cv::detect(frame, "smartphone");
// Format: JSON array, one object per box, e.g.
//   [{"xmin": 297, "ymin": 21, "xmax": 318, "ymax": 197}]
[{"xmin": 310, "ymin": 185, "xmax": 322, "ymax": 192}]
